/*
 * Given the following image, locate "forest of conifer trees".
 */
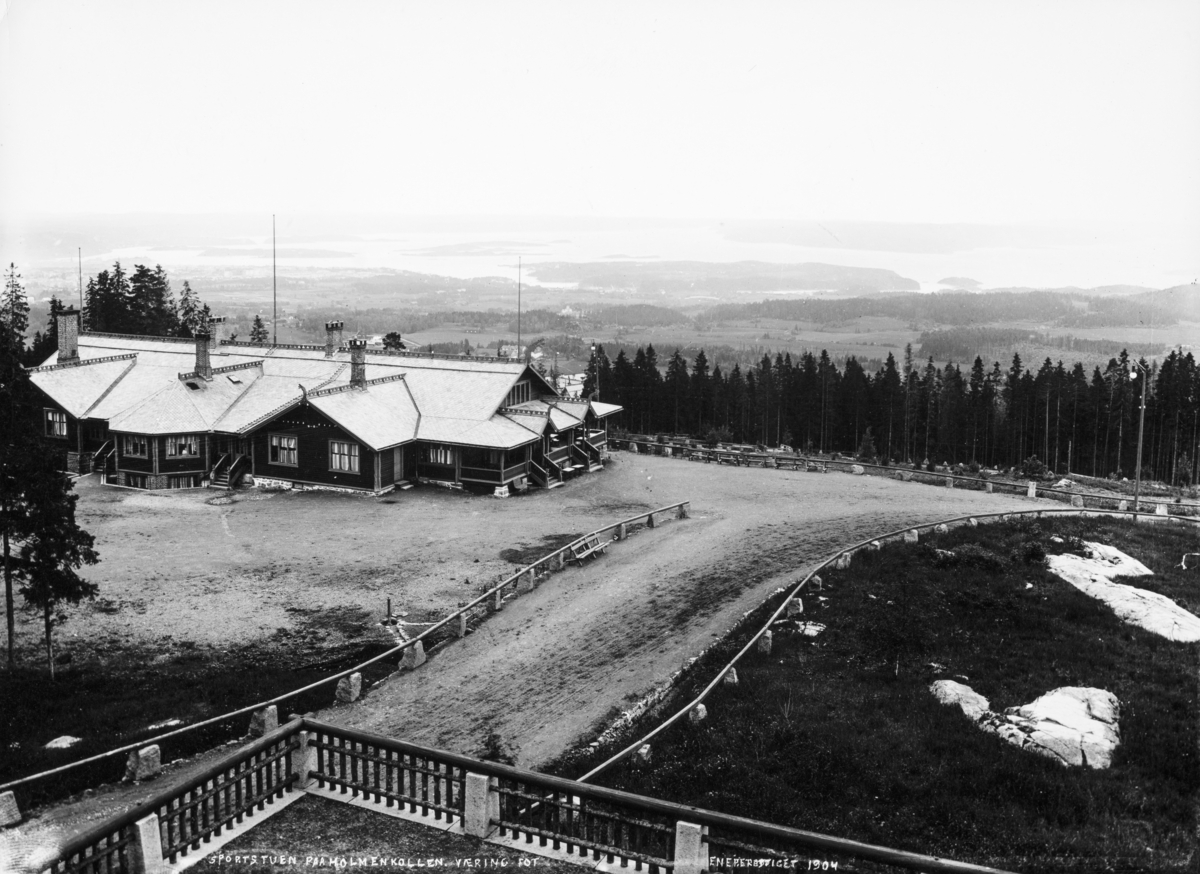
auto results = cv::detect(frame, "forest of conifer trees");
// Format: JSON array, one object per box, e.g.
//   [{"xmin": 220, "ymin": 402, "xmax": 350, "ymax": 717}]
[{"xmin": 585, "ymin": 342, "xmax": 1200, "ymax": 487}]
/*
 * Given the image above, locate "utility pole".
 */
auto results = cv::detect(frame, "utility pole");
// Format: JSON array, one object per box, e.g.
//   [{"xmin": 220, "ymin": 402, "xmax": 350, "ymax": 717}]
[
  {"xmin": 1133, "ymin": 363, "xmax": 1148, "ymax": 512},
  {"xmin": 517, "ymin": 256, "xmax": 522, "ymax": 358},
  {"xmin": 272, "ymin": 215, "xmax": 277, "ymax": 347},
  {"xmin": 78, "ymin": 248, "xmax": 83, "ymax": 312}
]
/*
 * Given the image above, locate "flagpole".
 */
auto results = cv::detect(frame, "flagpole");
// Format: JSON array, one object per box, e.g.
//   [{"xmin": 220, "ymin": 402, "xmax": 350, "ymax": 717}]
[
  {"xmin": 517, "ymin": 255, "xmax": 522, "ymax": 358},
  {"xmin": 272, "ymin": 215, "xmax": 277, "ymax": 346},
  {"xmin": 78, "ymin": 248, "xmax": 83, "ymax": 312}
]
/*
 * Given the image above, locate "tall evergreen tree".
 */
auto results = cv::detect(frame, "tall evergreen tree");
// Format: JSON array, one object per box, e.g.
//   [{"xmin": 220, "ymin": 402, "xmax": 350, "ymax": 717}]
[
  {"xmin": 251, "ymin": 315, "xmax": 270, "ymax": 344},
  {"xmin": 3, "ymin": 263, "xmax": 30, "ymax": 350}
]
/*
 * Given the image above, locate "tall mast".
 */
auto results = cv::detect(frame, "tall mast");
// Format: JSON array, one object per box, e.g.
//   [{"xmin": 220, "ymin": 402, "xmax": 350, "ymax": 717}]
[
  {"xmin": 78, "ymin": 247, "xmax": 83, "ymax": 312},
  {"xmin": 517, "ymin": 255, "xmax": 522, "ymax": 357},
  {"xmin": 272, "ymin": 214, "xmax": 277, "ymax": 346}
]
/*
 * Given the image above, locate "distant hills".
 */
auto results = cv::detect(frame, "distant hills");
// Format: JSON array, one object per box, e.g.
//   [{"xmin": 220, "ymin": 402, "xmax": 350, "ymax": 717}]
[
  {"xmin": 938, "ymin": 277, "xmax": 982, "ymax": 289},
  {"xmin": 528, "ymin": 261, "xmax": 921, "ymax": 294}
]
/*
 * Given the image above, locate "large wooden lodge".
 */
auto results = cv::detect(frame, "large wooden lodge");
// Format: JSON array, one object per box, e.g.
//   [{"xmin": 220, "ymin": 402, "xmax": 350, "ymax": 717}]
[{"xmin": 28, "ymin": 310, "xmax": 620, "ymax": 496}]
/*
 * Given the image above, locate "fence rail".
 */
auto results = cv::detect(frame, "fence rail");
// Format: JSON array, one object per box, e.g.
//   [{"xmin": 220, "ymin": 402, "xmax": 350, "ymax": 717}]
[{"xmin": 38, "ymin": 715, "xmax": 1016, "ymax": 874}]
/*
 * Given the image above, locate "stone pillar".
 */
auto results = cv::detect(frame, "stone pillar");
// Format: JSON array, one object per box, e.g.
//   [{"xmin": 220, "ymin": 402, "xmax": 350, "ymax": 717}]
[
  {"xmin": 290, "ymin": 729, "xmax": 317, "ymax": 790},
  {"xmin": 786, "ymin": 598, "xmax": 803, "ymax": 616},
  {"xmin": 617, "ymin": 522, "xmax": 627, "ymax": 541},
  {"xmin": 673, "ymin": 822, "xmax": 707, "ymax": 874},
  {"xmin": 492, "ymin": 587, "xmax": 504, "ymax": 612},
  {"xmin": 1118, "ymin": 500, "xmax": 1128, "ymax": 512},
  {"xmin": 835, "ymin": 553, "xmax": 851, "ymax": 570},
  {"xmin": 985, "ymin": 481, "xmax": 994, "ymax": 493},
  {"xmin": 723, "ymin": 668, "xmax": 739, "ymax": 686},
  {"xmin": 1156, "ymin": 503, "xmax": 1169, "ymax": 516},
  {"xmin": 554, "ymin": 551, "xmax": 566, "ymax": 571},
  {"xmin": 757, "ymin": 630, "xmax": 773, "ymax": 655},
  {"xmin": 400, "ymin": 641, "xmax": 427, "ymax": 670},
  {"xmin": 678, "ymin": 502, "xmax": 690, "ymax": 519},
  {"xmin": 647, "ymin": 512, "xmax": 657, "ymax": 528},
  {"xmin": 517, "ymin": 571, "xmax": 534, "ymax": 594},
  {"xmin": 456, "ymin": 613, "xmax": 468, "ymax": 638},
  {"xmin": 945, "ymin": 476, "xmax": 954, "ymax": 488},
  {"xmin": 1027, "ymin": 482, "xmax": 1037, "ymax": 498},
  {"xmin": 934, "ymin": 523, "xmax": 949, "ymax": 535},
  {"xmin": 688, "ymin": 703, "xmax": 707, "ymax": 724},
  {"xmin": 463, "ymin": 773, "xmax": 497, "ymax": 838},
  {"xmin": 1070, "ymin": 494, "xmax": 1084, "ymax": 508},
  {"xmin": 130, "ymin": 813, "xmax": 165, "ymax": 874},
  {"xmin": 903, "ymin": 529, "xmax": 919, "ymax": 543},
  {"xmin": 248, "ymin": 705, "xmax": 278, "ymax": 738}
]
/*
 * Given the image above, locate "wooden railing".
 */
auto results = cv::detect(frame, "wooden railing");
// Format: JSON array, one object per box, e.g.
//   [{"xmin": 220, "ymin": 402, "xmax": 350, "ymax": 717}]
[
  {"xmin": 210, "ymin": 452, "xmax": 230, "ymax": 480},
  {"xmin": 39, "ymin": 715, "xmax": 1016, "ymax": 874}
]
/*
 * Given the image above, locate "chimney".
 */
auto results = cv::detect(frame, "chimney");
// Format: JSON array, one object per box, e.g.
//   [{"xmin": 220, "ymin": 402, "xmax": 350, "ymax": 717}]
[
  {"xmin": 349, "ymin": 338, "xmax": 367, "ymax": 388},
  {"xmin": 325, "ymin": 320, "xmax": 344, "ymax": 358},
  {"xmin": 56, "ymin": 307, "xmax": 80, "ymax": 364},
  {"xmin": 207, "ymin": 316, "xmax": 227, "ymax": 352},
  {"xmin": 195, "ymin": 331, "xmax": 212, "ymax": 379}
]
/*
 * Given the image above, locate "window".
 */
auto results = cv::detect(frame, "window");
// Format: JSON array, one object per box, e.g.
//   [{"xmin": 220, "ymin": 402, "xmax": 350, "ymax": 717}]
[
  {"xmin": 423, "ymin": 444, "xmax": 456, "ymax": 466},
  {"xmin": 166, "ymin": 435, "xmax": 199, "ymax": 457},
  {"xmin": 505, "ymin": 381, "xmax": 531, "ymax": 406},
  {"xmin": 126, "ymin": 474, "xmax": 147, "ymax": 489},
  {"xmin": 269, "ymin": 434, "xmax": 297, "ymax": 466},
  {"xmin": 168, "ymin": 475, "xmax": 199, "ymax": 489},
  {"xmin": 330, "ymin": 440, "xmax": 359, "ymax": 473},
  {"xmin": 44, "ymin": 409, "xmax": 68, "ymax": 438},
  {"xmin": 462, "ymin": 447, "xmax": 502, "ymax": 467},
  {"xmin": 123, "ymin": 434, "xmax": 148, "ymax": 457}
]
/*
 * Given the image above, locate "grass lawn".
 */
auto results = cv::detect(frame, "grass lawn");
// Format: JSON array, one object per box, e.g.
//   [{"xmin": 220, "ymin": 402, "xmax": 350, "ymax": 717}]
[{"xmin": 565, "ymin": 517, "xmax": 1199, "ymax": 873}]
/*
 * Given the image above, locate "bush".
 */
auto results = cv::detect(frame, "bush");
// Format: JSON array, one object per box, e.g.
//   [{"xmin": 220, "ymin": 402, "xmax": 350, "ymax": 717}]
[
  {"xmin": 856, "ymin": 428, "xmax": 877, "ymax": 462},
  {"xmin": 1019, "ymin": 455, "xmax": 1049, "ymax": 479},
  {"xmin": 703, "ymin": 427, "xmax": 732, "ymax": 448}
]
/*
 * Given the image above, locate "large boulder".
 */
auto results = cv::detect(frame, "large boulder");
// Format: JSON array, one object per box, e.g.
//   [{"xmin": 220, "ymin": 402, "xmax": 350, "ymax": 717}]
[
  {"xmin": 930, "ymin": 679, "xmax": 990, "ymax": 721},
  {"xmin": 981, "ymin": 687, "xmax": 1120, "ymax": 769}
]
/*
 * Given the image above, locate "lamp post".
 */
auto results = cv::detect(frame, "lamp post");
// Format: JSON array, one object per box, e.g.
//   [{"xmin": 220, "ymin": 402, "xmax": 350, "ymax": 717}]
[
  {"xmin": 591, "ymin": 342, "xmax": 599, "ymax": 401},
  {"xmin": 1131, "ymin": 360, "xmax": 1149, "ymax": 513}
]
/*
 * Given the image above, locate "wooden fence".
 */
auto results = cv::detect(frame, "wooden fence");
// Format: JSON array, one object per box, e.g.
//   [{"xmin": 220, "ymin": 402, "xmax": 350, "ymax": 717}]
[{"xmin": 39, "ymin": 716, "xmax": 1015, "ymax": 874}]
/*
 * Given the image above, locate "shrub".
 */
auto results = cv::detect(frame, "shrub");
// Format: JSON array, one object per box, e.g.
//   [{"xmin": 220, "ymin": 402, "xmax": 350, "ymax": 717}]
[{"xmin": 1019, "ymin": 455, "xmax": 1049, "ymax": 479}]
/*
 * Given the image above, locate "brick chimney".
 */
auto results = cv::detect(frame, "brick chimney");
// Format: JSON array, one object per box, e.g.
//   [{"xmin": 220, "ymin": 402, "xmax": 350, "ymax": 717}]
[
  {"xmin": 56, "ymin": 307, "xmax": 80, "ymax": 364},
  {"xmin": 207, "ymin": 316, "xmax": 227, "ymax": 352},
  {"xmin": 195, "ymin": 331, "xmax": 212, "ymax": 379},
  {"xmin": 325, "ymin": 320, "xmax": 344, "ymax": 358},
  {"xmin": 349, "ymin": 338, "xmax": 367, "ymax": 388}
]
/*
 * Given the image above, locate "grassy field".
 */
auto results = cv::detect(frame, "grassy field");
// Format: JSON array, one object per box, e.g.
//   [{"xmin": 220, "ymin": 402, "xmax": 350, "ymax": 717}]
[{"xmin": 560, "ymin": 517, "xmax": 1199, "ymax": 873}]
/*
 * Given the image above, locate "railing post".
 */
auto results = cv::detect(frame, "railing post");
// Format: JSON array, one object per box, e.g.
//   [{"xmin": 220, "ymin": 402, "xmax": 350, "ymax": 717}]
[
  {"xmin": 290, "ymin": 728, "xmax": 316, "ymax": 790},
  {"xmin": 456, "ymin": 613, "xmax": 468, "ymax": 638},
  {"xmin": 673, "ymin": 821, "xmax": 707, "ymax": 874},
  {"xmin": 617, "ymin": 522, "xmax": 627, "ymax": 541},
  {"xmin": 647, "ymin": 512, "xmax": 657, "ymax": 529},
  {"xmin": 463, "ymin": 772, "xmax": 498, "ymax": 838},
  {"xmin": 130, "ymin": 813, "xmax": 165, "ymax": 874},
  {"xmin": 677, "ymin": 502, "xmax": 689, "ymax": 519},
  {"xmin": 492, "ymin": 587, "xmax": 504, "ymax": 612}
]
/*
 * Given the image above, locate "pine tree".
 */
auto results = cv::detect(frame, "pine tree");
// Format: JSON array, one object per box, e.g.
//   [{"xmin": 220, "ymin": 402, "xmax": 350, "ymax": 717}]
[
  {"xmin": 251, "ymin": 315, "xmax": 270, "ymax": 344},
  {"xmin": 2, "ymin": 263, "xmax": 30, "ymax": 350},
  {"xmin": 177, "ymin": 281, "xmax": 208, "ymax": 337}
]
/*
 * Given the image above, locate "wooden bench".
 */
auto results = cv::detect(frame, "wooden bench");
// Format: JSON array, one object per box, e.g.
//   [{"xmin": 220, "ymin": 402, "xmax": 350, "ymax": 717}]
[{"xmin": 568, "ymin": 534, "xmax": 610, "ymax": 566}]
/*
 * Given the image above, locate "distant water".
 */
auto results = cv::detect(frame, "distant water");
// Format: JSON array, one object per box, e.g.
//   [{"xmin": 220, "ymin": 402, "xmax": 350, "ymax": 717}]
[{"xmin": 14, "ymin": 215, "xmax": 1196, "ymax": 291}]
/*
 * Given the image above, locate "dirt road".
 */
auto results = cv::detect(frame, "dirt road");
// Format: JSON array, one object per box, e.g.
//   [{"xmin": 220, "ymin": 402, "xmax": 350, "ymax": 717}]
[
  {"xmin": 11, "ymin": 453, "xmax": 1035, "ymax": 840},
  {"xmin": 323, "ymin": 454, "xmax": 1034, "ymax": 766}
]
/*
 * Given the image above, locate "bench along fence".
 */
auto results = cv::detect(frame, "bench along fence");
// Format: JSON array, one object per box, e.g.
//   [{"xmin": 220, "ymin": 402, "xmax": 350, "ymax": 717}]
[
  {"xmin": 611, "ymin": 435, "xmax": 1200, "ymax": 518},
  {"xmin": 579, "ymin": 507, "xmax": 1200, "ymax": 786},
  {"xmin": 0, "ymin": 502, "xmax": 691, "ymax": 815},
  {"xmin": 39, "ymin": 716, "xmax": 1016, "ymax": 874}
]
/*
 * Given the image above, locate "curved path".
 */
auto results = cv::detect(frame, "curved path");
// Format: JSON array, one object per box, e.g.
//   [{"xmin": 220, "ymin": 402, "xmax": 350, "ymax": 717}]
[{"xmin": 324, "ymin": 454, "xmax": 1035, "ymax": 767}]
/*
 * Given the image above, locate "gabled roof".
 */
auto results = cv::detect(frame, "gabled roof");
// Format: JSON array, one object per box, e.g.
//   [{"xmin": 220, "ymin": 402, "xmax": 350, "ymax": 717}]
[
  {"xmin": 417, "ymin": 415, "xmax": 541, "ymax": 450},
  {"xmin": 109, "ymin": 368, "xmax": 262, "ymax": 434},
  {"xmin": 306, "ymin": 376, "xmax": 420, "ymax": 450},
  {"xmin": 28, "ymin": 355, "xmax": 137, "ymax": 417}
]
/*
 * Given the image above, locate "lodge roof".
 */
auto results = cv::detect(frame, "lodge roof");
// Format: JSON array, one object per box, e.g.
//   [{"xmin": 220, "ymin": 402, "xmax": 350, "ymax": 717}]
[{"xmin": 31, "ymin": 333, "xmax": 604, "ymax": 451}]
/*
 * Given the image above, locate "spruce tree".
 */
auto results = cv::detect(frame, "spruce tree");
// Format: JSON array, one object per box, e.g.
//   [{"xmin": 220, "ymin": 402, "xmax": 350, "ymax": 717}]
[
  {"xmin": 3, "ymin": 263, "xmax": 30, "ymax": 350},
  {"xmin": 251, "ymin": 315, "xmax": 270, "ymax": 344}
]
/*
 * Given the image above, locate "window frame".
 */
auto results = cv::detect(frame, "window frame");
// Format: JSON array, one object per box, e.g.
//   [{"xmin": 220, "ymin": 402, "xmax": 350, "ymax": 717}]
[
  {"xmin": 423, "ymin": 443, "xmax": 457, "ymax": 466},
  {"xmin": 268, "ymin": 433, "xmax": 298, "ymax": 467},
  {"xmin": 165, "ymin": 434, "xmax": 200, "ymax": 458},
  {"xmin": 44, "ymin": 408, "xmax": 68, "ymax": 439},
  {"xmin": 329, "ymin": 440, "xmax": 360, "ymax": 473},
  {"xmin": 123, "ymin": 434, "xmax": 148, "ymax": 458}
]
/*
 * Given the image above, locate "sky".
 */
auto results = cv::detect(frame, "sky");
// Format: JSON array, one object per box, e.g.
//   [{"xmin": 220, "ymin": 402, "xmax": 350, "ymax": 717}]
[{"xmin": 1, "ymin": 0, "xmax": 1198, "ymax": 288}]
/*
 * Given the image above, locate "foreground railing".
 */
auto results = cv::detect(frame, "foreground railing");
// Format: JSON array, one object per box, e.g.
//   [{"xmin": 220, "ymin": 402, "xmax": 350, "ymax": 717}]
[{"xmin": 39, "ymin": 717, "xmax": 1015, "ymax": 874}]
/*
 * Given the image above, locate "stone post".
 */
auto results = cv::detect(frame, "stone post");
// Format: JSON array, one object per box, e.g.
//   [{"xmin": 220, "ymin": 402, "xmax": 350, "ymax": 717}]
[
  {"xmin": 0, "ymin": 790, "xmax": 20, "ymax": 827},
  {"xmin": 129, "ymin": 813, "xmax": 165, "ymax": 874},
  {"xmin": 617, "ymin": 522, "xmax": 627, "ymax": 541},
  {"xmin": 1156, "ymin": 503, "xmax": 1169, "ymax": 516},
  {"xmin": 553, "ymin": 551, "xmax": 565, "ymax": 570},
  {"xmin": 335, "ymin": 673, "xmax": 362, "ymax": 703},
  {"xmin": 673, "ymin": 822, "xmax": 707, "ymax": 874},
  {"xmin": 903, "ymin": 529, "xmax": 919, "ymax": 543},
  {"xmin": 678, "ymin": 502, "xmax": 690, "ymax": 519},
  {"xmin": 463, "ymin": 773, "xmax": 498, "ymax": 838},
  {"xmin": 1118, "ymin": 500, "xmax": 1128, "ymax": 512},
  {"xmin": 723, "ymin": 667, "xmax": 739, "ymax": 686},
  {"xmin": 492, "ymin": 587, "xmax": 504, "ymax": 612},
  {"xmin": 125, "ymin": 746, "xmax": 162, "ymax": 781},
  {"xmin": 1070, "ymin": 494, "xmax": 1084, "ymax": 508},
  {"xmin": 688, "ymin": 703, "xmax": 707, "ymax": 724},
  {"xmin": 249, "ymin": 705, "xmax": 278, "ymax": 738},
  {"xmin": 456, "ymin": 613, "xmax": 468, "ymax": 638},
  {"xmin": 757, "ymin": 630, "xmax": 773, "ymax": 655},
  {"xmin": 835, "ymin": 553, "xmax": 851, "ymax": 570},
  {"xmin": 647, "ymin": 512, "xmax": 657, "ymax": 529},
  {"xmin": 289, "ymin": 729, "xmax": 317, "ymax": 790},
  {"xmin": 1027, "ymin": 482, "xmax": 1037, "ymax": 498},
  {"xmin": 400, "ymin": 641, "xmax": 427, "ymax": 670},
  {"xmin": 517, "ymin": 571, "xmax": 534, "ymax": 594},
  {"xmin": 945, "ymin": 476, "xmax": 954, "ymax": 488},
  {"xmin": 985, "ymin": 481, "xmax": 994, "ymax": 493}
]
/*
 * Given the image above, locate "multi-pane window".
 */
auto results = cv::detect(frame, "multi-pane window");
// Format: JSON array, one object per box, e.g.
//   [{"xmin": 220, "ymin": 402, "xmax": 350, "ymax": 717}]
[
  {"xmin": 166, "ymin": 435, "xmax": 199, "ymax": 457},
  {"xmin": 505, "ymin": 381, "xmax": 531, "ymax": 406},
  {"xmin": 423, "ymin": 444, "xmax": 456, "ymax": 466},
  {"xmin": 123, "ymin": 434, "xmax": 148, "ymax": 457},
  {"xmin": 330, "ymin": 440, "xmax": 359, "ymax": 473},
  {"xmin": 44, "ymin": 409, "xmax": 68, "ymax": 438},
  {"xmin": 269, "ymin": 434, "xmax": 297, "ymax": 466}
]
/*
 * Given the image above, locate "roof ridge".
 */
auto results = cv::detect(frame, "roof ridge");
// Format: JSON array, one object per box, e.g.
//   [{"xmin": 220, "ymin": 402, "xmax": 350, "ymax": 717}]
[
  {"xmin": 84, "ymin": 332, "xmax": 195, "ymax": 344},
  {"xmin": 308, "ymin": 372, "xmax": 406, "ymax": 399},
  {"xmin": 80, "ymin": 356, "xmax": 141, "ymax": 419},
  {"xmin": 27, "ymin": 352, "xmax": 137, "ymax": 373},
  {"xmin": 178, "ymin": 360, "xmax": 265, "ymax": 381}
]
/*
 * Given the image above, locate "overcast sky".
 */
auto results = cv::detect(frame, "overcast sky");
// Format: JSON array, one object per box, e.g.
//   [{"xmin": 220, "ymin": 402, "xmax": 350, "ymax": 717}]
[{"xmin": 1, "ymin": 0, "xmax": 1198, "ymax": 282}]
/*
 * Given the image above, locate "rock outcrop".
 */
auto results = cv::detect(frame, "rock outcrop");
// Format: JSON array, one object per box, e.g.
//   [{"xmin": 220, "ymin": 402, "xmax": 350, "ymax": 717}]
[
  {"xmin": 930, "ymin": 682, "xmax": 1120, "ymax": 769},
  {"xmin": 1047, "ymin": 542, "xmax": 1200, "ymax": 643}
]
